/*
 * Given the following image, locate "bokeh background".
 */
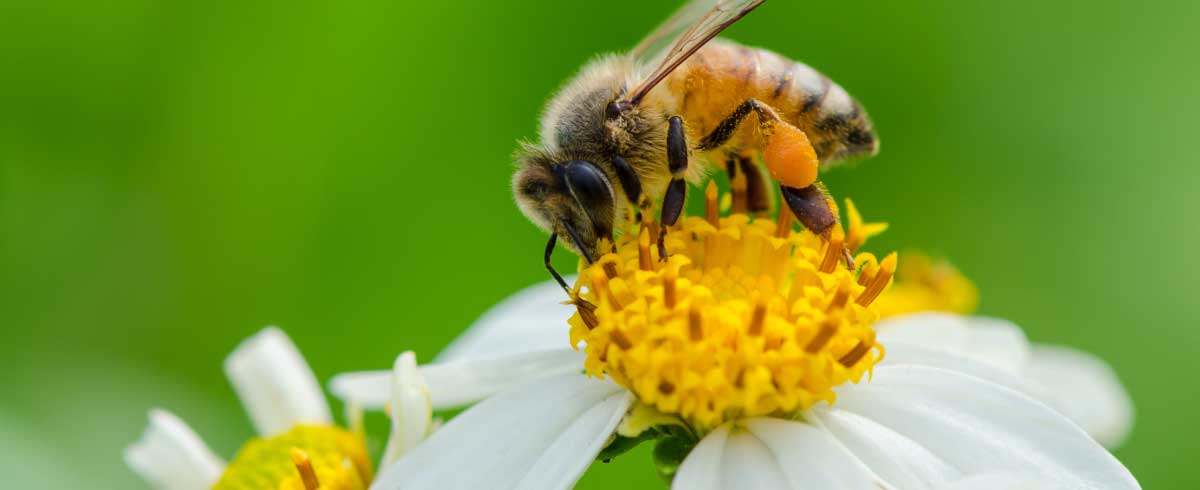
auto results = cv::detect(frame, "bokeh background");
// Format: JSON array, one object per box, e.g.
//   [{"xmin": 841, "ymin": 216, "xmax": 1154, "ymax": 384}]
[{"xmin": 2, "ymin": 0, "xmax": 1197, "ymax": 487}]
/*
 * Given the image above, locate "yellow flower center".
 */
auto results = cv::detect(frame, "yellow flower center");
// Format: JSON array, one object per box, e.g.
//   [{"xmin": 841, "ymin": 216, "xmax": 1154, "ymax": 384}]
[
  {"xmin": 568, "ymin": 183, "xmax": 896, "ymax": 429},
  {"xmin": 214, "ymin": 425, "xmax": 371, "ymax": 490}
]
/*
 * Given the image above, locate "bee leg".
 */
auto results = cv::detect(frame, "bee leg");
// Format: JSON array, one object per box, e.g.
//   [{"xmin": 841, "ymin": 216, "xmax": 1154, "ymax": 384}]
[
  {"xmin": 700, "ymin": 98, "xmax": 818, "ymax": 191},
  {"xmin": 658, "ymin": 116, "xmax": 689, "ymax": 261},
  {"xmin": 730, "ymin": 154, "xmax": 770, "ymax": 214},
  {"xmin": 611, "ymin": 154, "xmax": 652, "ymax": 223},
  {"xmin": 544, "ymin": 234, "xmax": 571, "ymax": 295},
  {"xmin": 780, "ymin": 182, "xmax": 837, "ymax": 238}
]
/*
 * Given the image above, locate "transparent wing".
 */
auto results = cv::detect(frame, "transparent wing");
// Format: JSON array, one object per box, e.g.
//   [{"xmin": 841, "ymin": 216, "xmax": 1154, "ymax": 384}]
[{"xmin": 623, "ymin": 0, "xmax": 765, "ymax": 106}]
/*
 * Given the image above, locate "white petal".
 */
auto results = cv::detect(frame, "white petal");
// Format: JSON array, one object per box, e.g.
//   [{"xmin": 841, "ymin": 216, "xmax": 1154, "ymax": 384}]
[
  {"xmin": 876, "ymin": 313, "xmax": 1030, "ymax": 372},
  {"xmin": 515, "ymin": 392, "xmax": 634, "ymax": 489},
  {"xmin": 935, "ymin": 472, "xmax": 1058, "ymax": 490},
  {"xmin": 1023, "ymin": 344, "xmax": 1134, "ymax": 449},
  {"xmin": 808, "ymin": 407, "xmax": 960, "ymax": 490},
  {"xmin": 330, "ymin": 348, "xmax": 583, "ymax": 411},
  {"xmin": 124, "ymin": 409, "xmax": 224, "ymax": 490},
  {"xmin": 382, "ymin": 352, "xmax": 432, "ymax": 467},
  {"xmin": 223, "ymin": 327, "xmax": 332, "ymax": 435},
  {"xmin": 720, "ymin": 429, "xmax": 791, "ymax": 490},
  {"xmin": 369, "ymin": 374, "xmax": 627, "ymax": 490},
  {"xmin": 822, "ymin": 364, "xmax": 1139, "ymax": 489},
  {"xmin": 743, "ymin": 418, "xmax": 880, "ymax": 489},
  {"xmin": 672, "ymin": 425, "xmax": 729, "ymax": 490},
  {"xmin": 436, "ymin": 277, "xmax": 577, "ymax": 363}
]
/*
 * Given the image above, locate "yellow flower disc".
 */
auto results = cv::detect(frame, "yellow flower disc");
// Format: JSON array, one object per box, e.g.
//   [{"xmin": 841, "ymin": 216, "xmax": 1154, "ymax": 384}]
[
  {"xmin": 569, "ymin": 202, "xmax": 897, "ymax": 430},
  {"xmin": 214, "ymin": 425, "xmax": 371, "ymax": 490}
]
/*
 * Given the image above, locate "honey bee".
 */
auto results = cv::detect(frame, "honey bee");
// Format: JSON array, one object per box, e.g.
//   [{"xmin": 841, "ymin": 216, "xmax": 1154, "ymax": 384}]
[{"xmin": 513, "ymin": 0, "xmax": 878, "ymax": 291}]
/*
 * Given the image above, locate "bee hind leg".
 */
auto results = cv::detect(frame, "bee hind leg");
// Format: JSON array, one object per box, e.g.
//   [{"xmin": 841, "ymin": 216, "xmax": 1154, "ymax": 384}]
[
  {"xmin": 780, "ymin": 182, "xmax": 838, "ymax": 238},
  {"xmin": 658, "ymin": 115, "xmax": 689, "ymax": 261}
]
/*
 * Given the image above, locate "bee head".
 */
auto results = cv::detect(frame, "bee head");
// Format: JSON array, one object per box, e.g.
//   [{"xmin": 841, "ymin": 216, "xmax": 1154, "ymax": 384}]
[{"xmin": 513, "ymin": 151, "xmax": 615, "ymax": 262}]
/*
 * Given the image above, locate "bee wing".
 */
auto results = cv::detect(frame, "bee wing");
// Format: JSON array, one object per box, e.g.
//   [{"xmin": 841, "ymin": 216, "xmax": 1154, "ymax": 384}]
[{"xmin": 622, "ymin": 0, "xmax": 765, "ymax": 106}]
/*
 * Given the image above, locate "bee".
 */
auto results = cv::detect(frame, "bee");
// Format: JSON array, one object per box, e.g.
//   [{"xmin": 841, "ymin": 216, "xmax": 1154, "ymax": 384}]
[{"xmin": 513, "ymin": 0, "xmax": 878, "ymax": 291}]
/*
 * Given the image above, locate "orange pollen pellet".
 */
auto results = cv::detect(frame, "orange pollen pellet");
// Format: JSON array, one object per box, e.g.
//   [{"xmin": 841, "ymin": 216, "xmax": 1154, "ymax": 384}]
[
  {"xmin": 290, "ymin": 448, "xmax": 320, "ymax": 490},
  {"xmin": 857, "ymin": 253, "xmax": 897, "ymax": 306}
]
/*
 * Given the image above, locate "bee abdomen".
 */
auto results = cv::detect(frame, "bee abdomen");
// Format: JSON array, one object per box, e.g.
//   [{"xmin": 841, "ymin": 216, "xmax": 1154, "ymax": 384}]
[{"xmin": 667, "ymin": 39, "xmax": 878, "ymax": 164}]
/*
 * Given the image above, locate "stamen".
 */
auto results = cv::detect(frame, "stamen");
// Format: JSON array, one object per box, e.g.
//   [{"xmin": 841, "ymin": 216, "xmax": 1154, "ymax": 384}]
[
  {"xmin": 567, "ymin": 198, "xmax": 890, "ymax": 430},
  {"xmin": 820, "ymin": 229, "xmax": 846, "ymax": 273},
  {"xmin": 838, "ymin": 339, "xmax": 873, "ymax": 367},
  {"xmin": 663, "ymin": 265, "xmax": 677, "ymax": 309},
  {"xmin": 638, "ymin": 227, "xmax": 653, "ymax": 271},
  {"xmin": 602, "ymin": 260, "xmax": 619, "ymax": 279},
  {"xmin": 805, "ymin": 318, "xmax": 838, "ymax": 353},
  {"xmin": 576, "ymin": 298, "xmax": 599, "ymax": 329},
  {"xmin": 589, "ymin": 268, "xmax": 621, "ymax": 310},
  {"xmin": 689, "ymin": 306, "xmax": 703, "ymax": 341},
  {"xmin": 610, "ymin": 329, "xmax": 633, "ymax": 350},
  {"xmin": 748, "ymin": 299, "xmax": 767, "ymax": 336},
  {"xmin": 857, "ymin": 252, "xmax": 898, "ymax": 306},
  {"xmin": 705, "ymin": 180, "xmax": 719, "ymax": 227},
  {"xmin": 775, "ymin": 204, "xmax": 793, "ymax": 238},
  {"xmin": 826, "ymin": 281, "xmax": 850, "ymax": 312},
  {"xmin": 291, "ymin": 447, "xmax": 320, "ymax": 490}
]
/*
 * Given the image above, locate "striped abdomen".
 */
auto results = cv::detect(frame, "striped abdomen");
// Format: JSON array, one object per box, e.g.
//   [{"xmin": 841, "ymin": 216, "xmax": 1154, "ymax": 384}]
[{"xmin": 663, "ymin": 39, "xmax": 878, "ymax": 163}]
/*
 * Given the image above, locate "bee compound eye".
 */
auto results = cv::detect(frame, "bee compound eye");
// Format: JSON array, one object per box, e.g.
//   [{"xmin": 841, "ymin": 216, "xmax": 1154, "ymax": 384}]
[{"xmin": 563, "ymin": 161, "xmax": 613, "ymax": 210}]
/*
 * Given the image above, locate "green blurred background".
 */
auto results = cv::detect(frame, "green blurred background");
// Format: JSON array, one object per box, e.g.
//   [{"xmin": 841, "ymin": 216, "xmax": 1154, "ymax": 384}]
[{"xmin": 2, "ymin": 0, "xmax": 1197, "ymax": 487}]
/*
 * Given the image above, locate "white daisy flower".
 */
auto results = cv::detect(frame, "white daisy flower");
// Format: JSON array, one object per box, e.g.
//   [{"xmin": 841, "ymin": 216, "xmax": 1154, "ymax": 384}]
[
  {"xmin": 126, "ymin": 327, "xmax": 432, "ymax": 490},
  {"xmin": 331, "ymin": 193, "xmax": 1139, "ymax": 489}
]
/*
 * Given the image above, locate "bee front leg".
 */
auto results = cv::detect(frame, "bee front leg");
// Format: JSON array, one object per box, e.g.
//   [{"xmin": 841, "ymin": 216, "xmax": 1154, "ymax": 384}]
[
  {"xmin": 611, "ymin": 154, "xmax": 651, "ymax": 223},
  {"xmin": 658, "ymin": 115, "xmax": 689, "ymax": 261}
]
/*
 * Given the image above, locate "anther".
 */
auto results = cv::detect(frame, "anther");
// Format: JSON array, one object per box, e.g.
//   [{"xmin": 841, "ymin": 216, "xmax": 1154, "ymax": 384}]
[
  {"xmin": 658, "ymin": 380, "xmax": 676, "ymax": 395},
  {"xmin": 638, "ymin": 227, "xmax": 653, "ymax": 271},
  {"xmin": 576, "ymin": 297, "xmax": 599, "ymax": 329},
  {"xmin": 805, "ymin": 318, "xmax": 838, "ymax": 353},
  {"xmin": 826, "ymin": 282, "xmax": 850, "ymax": 312},
  {"xmin": 290, "ymin": 447, "xmax": 320, "ymax": 490},
  {"xmin": 610, "ymin": 329, "xmax": 633, "ymax": 350},
  {"xmin": 820, "ymin": 229, "xmax": 845, "ymax": 273},
  {"xmin": 663, "ymin": 265, "xmax": 678, "ymax": 309},
  {"xmin": 589, "ymin": 268, "xmax": 622, "ymax": 310},
  {"xmin": 748, "ymin": 300, "xmax": 767, "ymax": 336},
  {"xmin": 689, "ymin": 306, "xmax": 703, "ymax": 341},
  {"xmin": 602, "ymin": 260, "xmax": 618, "ymax": 279},
  {"xmin": 857, "ymin": 260, "xmax": 878, "ymax": 286},
  {"xmin": 705, "ymin": 180, "xmax": 720, "ymax": 227},
  {"xmin": 838, "ymin": 339, "xmax": 873, "ymax": 367},
  {"xmin": 856, "ymin": 252, "xmax": 897, "ymax": 306},
  {"xmin": 774, "ymin": 204, "xmax": 793, "ymax": 238}
]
